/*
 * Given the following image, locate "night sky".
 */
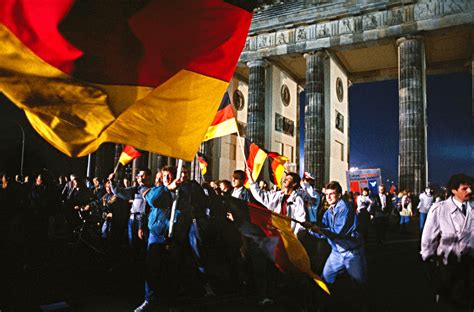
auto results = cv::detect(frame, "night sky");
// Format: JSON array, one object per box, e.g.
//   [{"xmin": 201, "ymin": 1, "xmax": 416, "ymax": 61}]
[
  {"xmin": 0, "ymin": 73, "xmax": 472, "ymax": 185},
  {"xmin": 349, "ymin": 72, "xmax": 473, "ymax": 188}
]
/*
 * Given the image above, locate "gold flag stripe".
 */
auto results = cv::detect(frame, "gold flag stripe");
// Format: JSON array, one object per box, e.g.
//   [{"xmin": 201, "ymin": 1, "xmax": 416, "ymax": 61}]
[{"xmin": 0, "ymin": 24, "xmax": 227, "ymax": 160}]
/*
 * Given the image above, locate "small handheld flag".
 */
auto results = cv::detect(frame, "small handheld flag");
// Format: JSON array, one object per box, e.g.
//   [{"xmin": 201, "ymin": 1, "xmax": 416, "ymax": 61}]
[
  {"xmin": 118, "ymin": 145, "xmax": 142, "ymax": 166},
  {"xmin": 203, "ymin": 92, "xmax": 239, "ymax": 141},
  {"xmin": 197, "ymin": 152, "xmax": 208, "ymax": 176},
  {"xmin": 244, "ymin": 139, "xmax": 267, "ymax": 188},
  {"xmin": 267, "ymin": 152, "xmax": 288, "ymax": 189}
]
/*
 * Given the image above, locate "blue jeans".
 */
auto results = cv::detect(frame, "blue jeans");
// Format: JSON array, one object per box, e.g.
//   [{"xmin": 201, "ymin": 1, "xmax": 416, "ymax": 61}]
[
  {"xmin": 399, "ymin": 216, "xmax": 410, "ymax": 224},
  {"xmin": 419, "ymin": 212, "xmax": 427, "ymax": 232},
  {"xmin": 101, "ymin": 220, "xmax": 111, "ymax": 239},
  {"xmin": 323, "ymin": 248, "xmax": 368, "ymax": 287},
  {"xmin": 144, "ymin": 233, "xmax": 166, "ymax": 302}
]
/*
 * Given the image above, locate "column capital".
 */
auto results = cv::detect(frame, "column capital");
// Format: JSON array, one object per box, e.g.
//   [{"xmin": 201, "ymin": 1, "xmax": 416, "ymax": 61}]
[
  {"xmin": 396, "ymin": 35, "xmax": 424, "ymax": 46},
  {"xmin": 246, "ymin": 59, "xmax": 268, "ymax": 68},
  {"xmin": 303, "ymin": 50, "xmax": 327, "ymax": 59}
]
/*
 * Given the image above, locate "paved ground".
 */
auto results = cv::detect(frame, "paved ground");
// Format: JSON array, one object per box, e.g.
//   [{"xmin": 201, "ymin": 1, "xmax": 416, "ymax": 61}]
[{"xmin": 1, "ymin": 216, "xmax": 443, "ymax": 312}]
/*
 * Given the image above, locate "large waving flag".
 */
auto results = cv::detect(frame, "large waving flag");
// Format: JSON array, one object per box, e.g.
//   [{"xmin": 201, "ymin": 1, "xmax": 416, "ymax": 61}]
[
  {"xmin": 203, "ymin": 92, "xmax": 239, "ymax": 141},
  {"xmin": 228, "ymin": 198, "xmax": 330, "ymax": 294},
  {"xmin": 267, "ymin": 152, "xmax": 289, "ymax": 189},
  {"xmin": 0, "ymin": 0, "xmax": 253, "ymax": 161},
  {"xmin": 244, "ymin": 139, "xmax": 267, "ymax": 187}
]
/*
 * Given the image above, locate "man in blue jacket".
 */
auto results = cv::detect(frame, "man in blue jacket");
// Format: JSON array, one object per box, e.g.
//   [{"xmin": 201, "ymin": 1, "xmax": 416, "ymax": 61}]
[
  {"xmin": 134, "ymin": 185, "xmax": 176, "ymax": 312},
  {"xmin": 304, "ymin": 181, "xmax": 368, "ymax": 297}
]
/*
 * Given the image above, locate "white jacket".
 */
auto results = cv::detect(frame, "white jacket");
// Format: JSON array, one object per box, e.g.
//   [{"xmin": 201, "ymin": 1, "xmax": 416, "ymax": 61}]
[
  {"xmin": 250, "ymin": 183, "xmax": 306, "ymax": 234},
  {"xmin": 420, "ymin": 197, "xmax": 473, "ymax": 264}
]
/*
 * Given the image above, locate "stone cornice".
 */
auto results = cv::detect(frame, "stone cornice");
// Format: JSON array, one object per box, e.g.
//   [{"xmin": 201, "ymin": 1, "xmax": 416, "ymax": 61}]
[{"xmin": 241, "ymin": 0, "xmax": 473, "ymax": 62}]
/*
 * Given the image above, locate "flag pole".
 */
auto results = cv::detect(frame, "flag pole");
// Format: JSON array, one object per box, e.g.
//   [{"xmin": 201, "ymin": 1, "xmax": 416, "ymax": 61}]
[
  {"xmin": 235, "ymin": 126, "xmax": 248, "ymax": 169},
  {"xmin": 113, "ymin": 162, "xmax": 121, "ymax": 174},
  {"xmin": 168, "ymin": 159, "xmax": 183, "ymax": 238}
]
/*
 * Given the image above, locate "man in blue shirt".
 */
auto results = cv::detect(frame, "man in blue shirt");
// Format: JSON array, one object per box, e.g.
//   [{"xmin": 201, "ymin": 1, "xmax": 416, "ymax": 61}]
[{"xmin": 304, "ymin": 181, "xmax": 368, "ymax": 292}]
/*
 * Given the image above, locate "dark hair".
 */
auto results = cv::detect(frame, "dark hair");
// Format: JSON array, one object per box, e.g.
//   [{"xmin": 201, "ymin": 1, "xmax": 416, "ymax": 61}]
[
  {"xmin": 362, "ymin": 187, "xmax": 369, "ymax": 193},
  {"xmin": 161, "ymin": 166, "xmax": 176, "ymax": 178},
  {"xmin": 325, "ymin": 181, "xmax": 343, "ymax": 195},
  {"xmin": 233, "ymin": 170, "xmax": 246, "ymax": 181},
  {"xmin": 286, "ymin": 172, "xmax": 301, "ymax": 188},
  {"xmin": 138, "ymin": 168, "xmax": 152, "ymax": 176},
  {"xmin": 220, "ymin": 179, "xmax": 232, "ymax": 189},
  {"xmin": 446, "ymin": 173, "xmax": 473, "ymax": 195}
]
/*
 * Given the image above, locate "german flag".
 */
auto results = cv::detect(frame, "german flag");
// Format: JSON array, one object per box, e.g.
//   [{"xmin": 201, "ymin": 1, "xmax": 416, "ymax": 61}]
[
  {"xmin": 197, "ymin": 152, "xmax": 208, "ymax": 176},
  {"xmin": 118, "ymin": 145, "xmax": 142, "ymax": 166},
  {"xmin": 267, "ymin": 152, "xmax": 288, "ymax": 189},
  {"xmin": 244, "ymin": 139, "xmax": 267, "ymax": 187},
  {"xmin": 228, "ymin": 199, "xmax": 330, "ymax": 295},
  {"xmin": 0, "ymin": 0, "xmax": 254, "ymax": 161},
  {"xmin": 203, "ymin": 92, "xmax": 239, "ymax": 141}
]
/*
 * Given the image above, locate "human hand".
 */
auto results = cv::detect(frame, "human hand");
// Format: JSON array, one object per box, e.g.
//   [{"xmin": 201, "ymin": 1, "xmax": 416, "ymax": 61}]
[
  {"xmin": 246, "ymin": 167, "xmax": 254, "ymax": 183},
  {"xmin": 108, "ymin": 173, "xmax": 115, "ymax": 181},
  {"xmin": 138, "ymin": 228, "xmax": 144, "ymax": 240}
]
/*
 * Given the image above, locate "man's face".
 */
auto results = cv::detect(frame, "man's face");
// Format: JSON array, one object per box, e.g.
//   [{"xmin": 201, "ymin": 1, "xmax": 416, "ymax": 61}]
[
  {"xmin": 162, "ymin": 170, "xmax": 175, "ymax": 187},
  {"xmin": 232, "ymin": 176, "xmax": 243, "ymax": 188},
  {"xmin": 155, "ymin": 172, "xmax": 162, "ymax": 186},
  {"xmin": 136, "ymin": 171, "xmax": 149, "ymax": 186},
  {"xmin": 378, "ymin": 186, "xmax": 385, "ymax": 194},
  {"xmin": 452, "ymin": 183, "xmax": 472, "ymax": 202},
  {"xmin": 282, "ymin": 175, "xmax": 294, "ymax": 191},
  {"xmin": 181, "ymin": 169, "xmax": 189, "ymax": 181},
  {"xmin": 105, "ymin": 181, "xmax": 112, "ymax": 193},
  {"xmin": 93, "ymin": 178, "xmax": 100, "ymax": 187},
  {"xmin": 325, "ymin": 189, "xmax": 340, "ymax": 206}
]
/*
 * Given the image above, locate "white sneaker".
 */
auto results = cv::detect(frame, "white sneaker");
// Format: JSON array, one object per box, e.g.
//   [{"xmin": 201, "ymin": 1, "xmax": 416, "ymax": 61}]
[
  {"xmin": 134, "ymin": 301, "xmax": 152, "ymax": 312},
  {"xmin": 257, "ymin": 298, "xmax": 274, "ymax": 306}
]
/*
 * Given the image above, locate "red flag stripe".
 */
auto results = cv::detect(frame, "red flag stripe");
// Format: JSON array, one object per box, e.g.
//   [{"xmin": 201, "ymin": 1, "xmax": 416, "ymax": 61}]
[
  {"xmin": 209, "ymin": 102, "xmax": 235, "ymax": 126},
  {"xmin": 0, "ymin": 0, "xmax": 251, "ymax": 87}
]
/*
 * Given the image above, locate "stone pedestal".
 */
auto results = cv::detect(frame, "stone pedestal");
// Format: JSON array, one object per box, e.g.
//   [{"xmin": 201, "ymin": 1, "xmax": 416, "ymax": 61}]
[
  {"xmin": 397, "ymin": 36, "xmax": 427, "ymax": 194},
  {"xmin": 304, "ymin": 51, "xmax": 326, "ymax": 188},
  {"xmin": 246, "ymin": 60, "xmax": 266, "ymax": 147}
]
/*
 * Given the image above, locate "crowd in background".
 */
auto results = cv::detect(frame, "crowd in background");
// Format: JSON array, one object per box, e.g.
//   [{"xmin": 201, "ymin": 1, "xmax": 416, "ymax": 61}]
[{"xmin": 0, "ymin": 168, "xmax": 471, "ymax": 312}]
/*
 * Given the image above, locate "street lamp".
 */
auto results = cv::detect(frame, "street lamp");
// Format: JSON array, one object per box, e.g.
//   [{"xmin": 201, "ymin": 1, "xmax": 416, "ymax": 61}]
[{"xmin": 15, "ymin": 122, "xmax": 25, "ymax": 177}]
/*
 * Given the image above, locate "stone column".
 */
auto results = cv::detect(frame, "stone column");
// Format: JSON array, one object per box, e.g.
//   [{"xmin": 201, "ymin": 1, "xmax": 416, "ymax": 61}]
[
  {"xmin": 304, "ymin": 51, "xmax": 326, "ymax": 188},
  {"xmin": 397, "ymin": 36, "xmax": 427, "ymax": 194},
  {"xmin": 246, "ymin": 60, "xmax": 266, "ymax": 147}
]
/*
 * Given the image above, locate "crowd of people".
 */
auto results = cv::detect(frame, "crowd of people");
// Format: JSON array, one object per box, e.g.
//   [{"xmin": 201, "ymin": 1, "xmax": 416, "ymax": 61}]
[{"xmin": 0, "ymin": 167, "xmax": 471, "ymax": 312}]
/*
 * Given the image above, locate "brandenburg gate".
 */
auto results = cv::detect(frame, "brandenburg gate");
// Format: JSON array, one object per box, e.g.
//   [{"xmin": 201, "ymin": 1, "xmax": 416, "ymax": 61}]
[{"xmin": 210, "ymin": 0, "xmax": 472, "ymax": 193}]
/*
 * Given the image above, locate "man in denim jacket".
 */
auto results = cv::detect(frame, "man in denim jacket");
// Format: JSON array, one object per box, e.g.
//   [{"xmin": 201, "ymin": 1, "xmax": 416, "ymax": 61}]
[{"xmin": 304, "ymin": 181, "xmax": 368, "ymax": 296}]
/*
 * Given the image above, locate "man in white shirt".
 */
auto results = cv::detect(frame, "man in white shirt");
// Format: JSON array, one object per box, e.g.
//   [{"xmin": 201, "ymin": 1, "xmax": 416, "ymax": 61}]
[
  {"xmin": 421, "ymin": 173, "xmax": 473, "ymax": 311},
  {"xmin": 418, "ymin": 187, "xmax": 434, "ymax": 232},
  {"xmin": 249, "ymin": 171, "xmax": 306, "ymax": 234}
]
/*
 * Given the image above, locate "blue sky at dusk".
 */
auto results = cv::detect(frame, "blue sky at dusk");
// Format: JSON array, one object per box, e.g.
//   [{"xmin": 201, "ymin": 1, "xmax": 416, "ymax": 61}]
[{"xmin": 349, "ymin": 72, "xmax": 473, "ymax": 187}]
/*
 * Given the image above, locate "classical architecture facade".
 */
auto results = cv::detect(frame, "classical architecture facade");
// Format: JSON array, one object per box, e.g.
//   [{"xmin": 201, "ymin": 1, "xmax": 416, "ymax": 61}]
[
  {"xmin": 208, "ymin": 0, "xmax": 473, "ymax": 193},
  {"xmin": 94, "ymin": 0, "xmax": 472, "ymax": 194}
]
